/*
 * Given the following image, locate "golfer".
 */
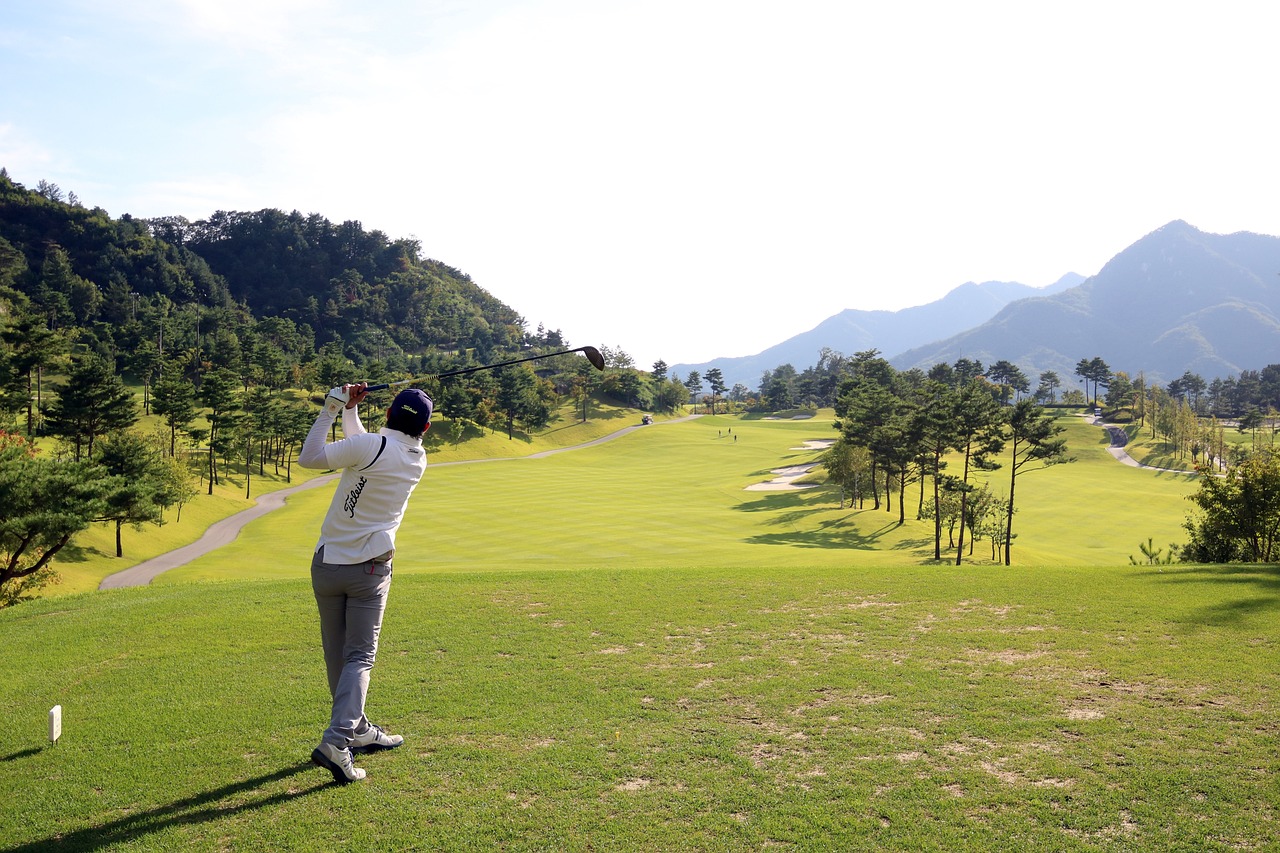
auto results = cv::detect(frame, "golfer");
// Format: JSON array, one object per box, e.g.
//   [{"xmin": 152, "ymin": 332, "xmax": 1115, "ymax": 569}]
[{"xmin": 298, "ymin": 382, "xmax": 431, "ymax": 784}]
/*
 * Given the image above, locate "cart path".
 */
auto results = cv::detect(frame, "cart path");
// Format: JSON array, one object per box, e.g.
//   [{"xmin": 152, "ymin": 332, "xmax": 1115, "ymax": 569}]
[
  {"xmin": 97, "ymin": 473, "xmax": 343, "ymax": 589},
  {"xmin": 99, "ymin": 415, "xmax": 701, "ymax": 590},
  {"xmin": 1091, "ymin": 414, "xmax": 1207, "ymax": 475}
]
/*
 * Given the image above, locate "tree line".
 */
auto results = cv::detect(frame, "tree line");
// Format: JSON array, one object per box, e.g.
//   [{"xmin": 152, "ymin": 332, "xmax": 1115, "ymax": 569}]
[
  {"xmin": 8, "ymin": 170, "xmax": 1276, "ymax": 605},
  {"xmin": 729, "ymin": 348, "xmax": 1280, "ymax": 422}
]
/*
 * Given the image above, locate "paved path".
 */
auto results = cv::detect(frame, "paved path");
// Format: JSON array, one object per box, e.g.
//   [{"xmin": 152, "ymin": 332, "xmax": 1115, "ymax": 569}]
[
  {"xmin": 99, "ymin": 415, "xmax": 701, "ymax": 589},
  {"xmin": 98, "ymin": 473, "xmax": 341, "ymax": 589},
  {"xmin": 1091, "ymin": 414, "xmax": 1203, "ymax": 474}
]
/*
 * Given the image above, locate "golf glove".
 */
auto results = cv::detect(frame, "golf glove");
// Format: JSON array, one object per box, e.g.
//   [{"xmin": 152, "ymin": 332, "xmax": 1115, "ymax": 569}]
[{"xmin": 324, "ymin": 386, "xmax": 350, "ymax": 417}]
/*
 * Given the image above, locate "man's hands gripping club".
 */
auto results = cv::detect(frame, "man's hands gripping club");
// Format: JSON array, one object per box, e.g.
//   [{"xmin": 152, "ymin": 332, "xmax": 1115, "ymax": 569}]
[{"xmin": 323, "ymin": 382, "xmax": 370, "ymax": 417}]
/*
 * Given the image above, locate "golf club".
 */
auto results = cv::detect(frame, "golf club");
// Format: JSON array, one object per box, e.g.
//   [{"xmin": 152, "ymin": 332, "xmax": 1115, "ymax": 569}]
[{"xmin": 363, "ymin": 345, "xmax": 605, "ymax": 392}]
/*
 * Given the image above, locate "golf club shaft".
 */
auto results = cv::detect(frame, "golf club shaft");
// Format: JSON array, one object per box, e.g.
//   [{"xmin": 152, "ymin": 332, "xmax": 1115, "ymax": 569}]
[{"xmin": 364, "ymin": 345, "xmax": 604, "ymax": 391}]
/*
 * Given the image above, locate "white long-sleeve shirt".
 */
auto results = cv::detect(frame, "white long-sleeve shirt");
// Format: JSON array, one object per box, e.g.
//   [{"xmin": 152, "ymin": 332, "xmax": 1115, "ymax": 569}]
[{"xmin": 298, "ymin": 405, "xmax": 428, "ymax": 565}]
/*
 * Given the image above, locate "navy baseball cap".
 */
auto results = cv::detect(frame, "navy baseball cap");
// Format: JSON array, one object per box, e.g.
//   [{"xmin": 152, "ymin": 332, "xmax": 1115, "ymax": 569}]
[{"xmin": 389, "ymin": 388, "xmax": 433, "ymax": 435}]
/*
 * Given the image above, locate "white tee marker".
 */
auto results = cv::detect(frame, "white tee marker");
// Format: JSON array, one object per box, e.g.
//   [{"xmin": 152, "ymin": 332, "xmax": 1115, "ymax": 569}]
[{"xmin": 49, "ymin": 705, "xmax": 62, "ymax": 745}]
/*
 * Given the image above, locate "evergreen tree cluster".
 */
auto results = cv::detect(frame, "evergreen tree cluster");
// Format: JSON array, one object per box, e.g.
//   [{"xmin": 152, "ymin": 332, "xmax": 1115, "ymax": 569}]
[{"xmin": 820, "ymin": 350, "xmax": 1071, "ymax": 567}]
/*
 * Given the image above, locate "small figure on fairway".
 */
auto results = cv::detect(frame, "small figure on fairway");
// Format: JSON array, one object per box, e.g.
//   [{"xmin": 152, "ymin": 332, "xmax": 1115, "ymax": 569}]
[{"xmin": 298, "ymin": 382, "xmax": 431, "ymax": 784}]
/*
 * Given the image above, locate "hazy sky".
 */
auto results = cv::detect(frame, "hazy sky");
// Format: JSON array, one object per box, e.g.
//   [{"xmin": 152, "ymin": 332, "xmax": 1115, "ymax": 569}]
[{"xmin": 4, "ymin": 1, "xmax": 1278, "ymax": 368}]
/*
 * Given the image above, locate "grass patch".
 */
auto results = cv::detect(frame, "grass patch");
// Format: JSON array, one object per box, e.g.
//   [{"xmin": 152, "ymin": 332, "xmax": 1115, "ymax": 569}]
[
  {"xmin": 59, "ymin": 407, "xmax": 1198, "ymax": 592},
  {"xmin": 2, "ymin": 563, "xmax": 1277, "ymax": 850},
  {"xmin": 49, "ymin": 469, "xmax": 331, "ymax": 595}
]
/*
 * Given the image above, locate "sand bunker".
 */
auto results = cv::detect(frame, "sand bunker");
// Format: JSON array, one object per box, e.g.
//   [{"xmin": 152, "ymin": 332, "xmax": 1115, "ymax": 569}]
[
  {"xmin": 791, "ymin": 440, "xmax": 834, "ymax": 451},
  {"xmin": 746, "ymin": 439, "xmax": 833, "ymax": 491},
  {"xmin": 746, "ymin": 464, "xmax": 819, "ymax": 491}
]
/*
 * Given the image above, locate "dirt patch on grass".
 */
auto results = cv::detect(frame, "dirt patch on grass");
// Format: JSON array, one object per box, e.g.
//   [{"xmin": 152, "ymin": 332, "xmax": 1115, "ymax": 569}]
[
  {"xmin": 1065, "ymin": 708, "xmax": 1105, "ymax": 720},
  {"xmin": 789, "ymin": 688, "xmax": 892, "ymax": 717},
  {"xmin": 964, "ymin": 648, "xmax": 1049, "ymax": 664}
]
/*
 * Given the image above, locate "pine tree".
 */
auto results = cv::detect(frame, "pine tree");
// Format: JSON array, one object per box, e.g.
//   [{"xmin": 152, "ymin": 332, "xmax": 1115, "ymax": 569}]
[
  {"xmin": 94, "ymin": 431, "xmax": 179, "ymax": 558},
  {"xmin": 0, "ymin": 305, "xmax": 63, "ymax": 435},
  {"xmin": 952, "ymin": 382, "xmax": 1005, "ymax": 566},
  {"xmin": 152, "ymin": 360, "xmax": 198, "ymax": 456},
  {"xmin": 45, "ymin": 353, "xmax": 137, "ymax": 459},
  {"xmin": 0, "ymin": 432, "xmax": 111, "ymax": 606}
]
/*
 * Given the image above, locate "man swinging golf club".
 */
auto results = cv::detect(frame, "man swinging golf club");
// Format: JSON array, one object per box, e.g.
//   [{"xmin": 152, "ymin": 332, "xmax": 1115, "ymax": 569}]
[{"xmin": 299, "ymin": 381, "xmax": 431, "ymax": 784}]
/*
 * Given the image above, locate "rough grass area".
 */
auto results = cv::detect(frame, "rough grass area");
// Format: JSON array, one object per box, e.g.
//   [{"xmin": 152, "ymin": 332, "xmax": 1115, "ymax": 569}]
[{"xmin": 2, "ymin": 563, "xmax": 1276, "ymax": 850}]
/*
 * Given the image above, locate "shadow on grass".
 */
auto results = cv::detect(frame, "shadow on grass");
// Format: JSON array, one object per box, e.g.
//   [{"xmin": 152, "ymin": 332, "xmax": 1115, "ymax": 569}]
[
  {"xmin": 746, "ymin": 522, "xmax": 932, "ymax": 554},
  {"xmin": 738, "ymin": 410, "xmax": 817, "ymax": 421},
  {"xmin": 541, "ymin": 412, "xmax": 632, "ymax": 434},
  {"xmin": 736, "ymin": 488, "xmax": 829, "ymax": 514},
  {"xmin": 736, "ymin": 489, "xmax": 934, "ymax": 555},
  {"xmin": 4, "ymin": 763, "xmax": 322, "ymax": 852},
  {"xmin": 1142, "ymin": 564, "xmax": 1280, "ymax": 627},
  {"xmin": 0, "ymin": 747, "xmax": 42, "ymax": 762},
  {"xmin": 45, "ymin": 541, "xmax": 106, "ymax": 564}
]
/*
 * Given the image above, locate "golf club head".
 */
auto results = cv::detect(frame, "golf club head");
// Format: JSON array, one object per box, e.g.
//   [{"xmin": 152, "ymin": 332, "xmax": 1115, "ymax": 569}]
[{"xmin": 581, "ymin": 346, "xmax": 605, "ymax": 371}]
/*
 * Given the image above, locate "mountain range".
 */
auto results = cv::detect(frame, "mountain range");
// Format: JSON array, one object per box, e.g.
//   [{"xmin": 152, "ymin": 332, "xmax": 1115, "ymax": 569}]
[
  {"xmin": 672, "ymin": 221, "xmax": 1280, "ymax": 390},
  {"xmin": 670, "ymin": 274, "xmax": 1083, "ymax": 390}
]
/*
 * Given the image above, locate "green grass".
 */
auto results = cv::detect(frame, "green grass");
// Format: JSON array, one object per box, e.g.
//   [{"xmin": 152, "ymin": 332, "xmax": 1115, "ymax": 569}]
[
  {"xmin": 47, "ymin": 461, "xmax": 332, "ymax": 595},
  {"xmin": 41, "ymin": 398, "xmax": 664, "ymax": 594},
  {"xmin": 4, "ymin": 409, "xmax": 1272, "ymax": 850},
  {"xmin": 160, "ymin": 412, "xmax": 1195, "ymax": 584},
  {"xmin": 60, "ymin": 406, "xmax": 1196, "ymax": 592},
  {"xmin": 2, "ymin": 563, "xmax": 1276, "ymax": 850},
  {"xmin": 1109, "ymin": 416, "xmax": 1277, "ymax": 473}
]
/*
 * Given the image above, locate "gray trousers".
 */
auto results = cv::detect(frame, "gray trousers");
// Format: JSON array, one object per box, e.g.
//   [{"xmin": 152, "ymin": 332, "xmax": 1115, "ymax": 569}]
[{"xmin": 311, "ymin": 546, "xmax": 394, "ymax": 748}]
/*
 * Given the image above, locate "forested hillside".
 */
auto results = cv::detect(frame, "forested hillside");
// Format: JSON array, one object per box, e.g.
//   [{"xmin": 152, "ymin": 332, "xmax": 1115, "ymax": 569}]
[
  {"xmin": 0, "ymin": 167, "xmax": 701, "ymax": 431},
  {"xmin": 0, "ymin": 169, "xmax": 693, "ymax": 605},
  {"xmin": 0, "ymin": 172, "xmax": 527, "ymax": 374}
]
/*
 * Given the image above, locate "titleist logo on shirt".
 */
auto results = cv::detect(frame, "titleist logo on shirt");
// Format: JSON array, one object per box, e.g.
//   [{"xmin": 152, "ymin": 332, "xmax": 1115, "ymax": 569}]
[{"xmin": 344, "ymin": 476, "xmax": 367, "ymax": 517}]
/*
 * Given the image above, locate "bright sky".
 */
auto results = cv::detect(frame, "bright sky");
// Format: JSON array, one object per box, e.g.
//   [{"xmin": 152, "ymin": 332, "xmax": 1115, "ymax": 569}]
[{"xmin": 4, "ymin": 1, "xmax": 1279, "ymax": 369}]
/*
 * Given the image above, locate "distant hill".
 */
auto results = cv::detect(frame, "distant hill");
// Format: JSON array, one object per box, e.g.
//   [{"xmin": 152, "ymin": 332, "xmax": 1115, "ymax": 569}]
[
  {"xmin": 670, "ymin": 274, "xmax": 1083, "ymax": 390},
  {"xmin": 0, "ymin": 174, "xmax": 530, "ymax": 369},
  {"xmin": 891, "ymin": 221, "xmax": 1280, "ymax": 385}
]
